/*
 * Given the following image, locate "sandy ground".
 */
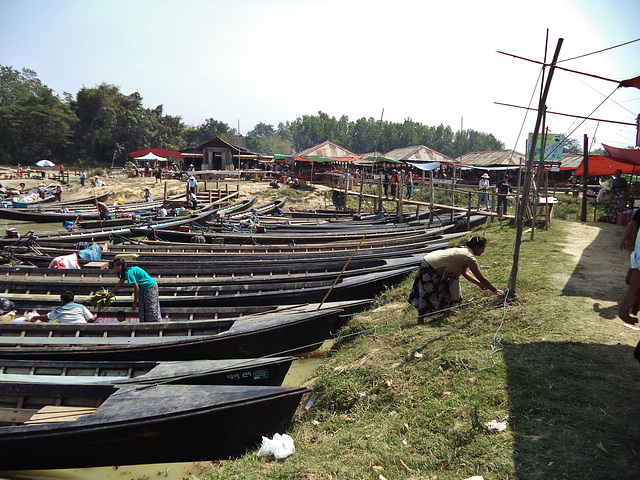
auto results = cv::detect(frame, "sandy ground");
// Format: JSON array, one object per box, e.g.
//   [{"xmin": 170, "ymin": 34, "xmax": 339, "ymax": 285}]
[
  {"xmin": 0, "ymin": 169, "xmax": 335, "ymax": 210},
  {"xmin": 552, "ymin": 220, "xmax": 640, "ymax": 348}
]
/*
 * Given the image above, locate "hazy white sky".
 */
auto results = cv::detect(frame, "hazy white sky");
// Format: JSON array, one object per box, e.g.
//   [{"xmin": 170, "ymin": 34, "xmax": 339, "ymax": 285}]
[{"xmin": 1, "ymin": 0, "xmax": 639, "ymax": 153}]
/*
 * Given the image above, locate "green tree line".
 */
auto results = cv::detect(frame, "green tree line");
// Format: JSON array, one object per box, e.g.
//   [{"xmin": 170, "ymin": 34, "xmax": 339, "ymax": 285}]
[{"xmin": 0, "ymin": 65, "xmax": 505, "ymax": 167}]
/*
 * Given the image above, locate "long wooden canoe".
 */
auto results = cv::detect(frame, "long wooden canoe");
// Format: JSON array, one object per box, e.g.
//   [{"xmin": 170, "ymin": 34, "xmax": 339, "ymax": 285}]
[
  {"xmin": 0, "ymin": 357, "xmax": 295, "ymax": 386},
  {"xmin": 0, "ymin": 308, "xmax": 344, "ymax": 361},
  {"xmin": 0, "ymin": 382, "xmax": 309, "ymax": 469}
]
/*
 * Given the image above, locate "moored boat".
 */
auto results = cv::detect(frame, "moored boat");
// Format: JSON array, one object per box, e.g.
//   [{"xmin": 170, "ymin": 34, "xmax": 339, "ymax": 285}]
[{"xmin": 0, "ymin": 382, "xmax": 309, "ymax": 469}]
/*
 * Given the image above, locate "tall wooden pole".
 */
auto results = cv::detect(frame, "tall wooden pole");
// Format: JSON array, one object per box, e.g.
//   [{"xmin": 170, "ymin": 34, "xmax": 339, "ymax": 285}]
[
  {"xmin": 580, "ymin": 134, "xmax": 589, "ymax": 221},
  {"xmin": 508, "ymin": 38, "xmax": 563, "ymax": 294}
]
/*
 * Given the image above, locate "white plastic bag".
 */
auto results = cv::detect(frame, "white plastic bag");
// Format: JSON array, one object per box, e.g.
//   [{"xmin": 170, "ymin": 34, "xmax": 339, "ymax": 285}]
[{"xmin": 257, "ymin": 433, "xmax": 295, "ymax": 459}]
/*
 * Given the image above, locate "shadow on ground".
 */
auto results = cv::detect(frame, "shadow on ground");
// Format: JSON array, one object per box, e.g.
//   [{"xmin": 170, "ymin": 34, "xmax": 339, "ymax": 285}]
[
  {"xmin": 504, "ymin": 341, "xmax": 640, "ymax": 480},
  {"xmin": 560, "ymin": 223, "xmax": 630, "ymax": 318}
]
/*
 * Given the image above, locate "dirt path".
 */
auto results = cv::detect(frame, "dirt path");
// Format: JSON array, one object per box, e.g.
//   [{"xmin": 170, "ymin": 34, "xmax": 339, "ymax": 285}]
[{"xmin": 552, "ymin": 220, "xmax": 639, "ymax": 347}]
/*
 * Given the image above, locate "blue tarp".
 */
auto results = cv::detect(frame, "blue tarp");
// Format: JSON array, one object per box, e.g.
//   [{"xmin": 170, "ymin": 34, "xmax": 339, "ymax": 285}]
[{"xmin": 77, "ymin": 243, "xmax": 102, "ymax": 261}]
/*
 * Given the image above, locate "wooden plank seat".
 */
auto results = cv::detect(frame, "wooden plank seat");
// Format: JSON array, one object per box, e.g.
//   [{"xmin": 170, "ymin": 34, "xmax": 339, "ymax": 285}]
[{"xmin": 26, "ymin": 405, "xmax": 97, "ymax": 424}]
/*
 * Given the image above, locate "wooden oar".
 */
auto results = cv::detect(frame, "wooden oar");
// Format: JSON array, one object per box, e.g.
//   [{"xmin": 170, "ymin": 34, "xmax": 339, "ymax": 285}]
[{"xmin": 317, "ymin": 234, "xmax": 367, "ymax": 310}]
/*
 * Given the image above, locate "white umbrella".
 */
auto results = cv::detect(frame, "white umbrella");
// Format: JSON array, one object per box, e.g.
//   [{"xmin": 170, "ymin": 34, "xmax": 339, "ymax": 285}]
[{"xmin": 36, "ymin": 159, "xmax": 55, "ymax": 167}]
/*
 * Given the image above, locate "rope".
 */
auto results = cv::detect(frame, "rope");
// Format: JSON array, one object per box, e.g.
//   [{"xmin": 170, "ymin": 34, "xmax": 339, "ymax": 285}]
[{"xmin": 460, "ymin": 288, "xmax": 510, "ymax": 373}]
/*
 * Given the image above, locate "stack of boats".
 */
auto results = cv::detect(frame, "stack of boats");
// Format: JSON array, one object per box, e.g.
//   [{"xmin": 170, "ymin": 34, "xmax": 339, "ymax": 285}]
[{"xmin": 0, "ymin": 191, "xmax": 485, "ymax": 470}]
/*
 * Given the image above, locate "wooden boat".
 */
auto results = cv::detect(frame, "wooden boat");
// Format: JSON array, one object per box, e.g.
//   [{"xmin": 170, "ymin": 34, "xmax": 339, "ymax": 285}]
[
  {"xmin": 0, "ymin": 308, "xmax": 344, "ymax": 361},
  {"xmin": 47, "ymin": 191, "xmax": 110, "ymax": 207},
  {"xmin": 136, "ymin": 221, "xmax": 451, "ymax": 244},
  {"xmin": 225, "ymin": 196, "xmax": 287, "ymax": 220},
  {"xmin": 2, "ymin": 265, "xmax": 412, "ymax": 308},
  {"xmin": 0, "ymin": 240, "xmax": 448, "ymax": 271},
  {"xmin": 0, "ymin": 382, "xmax": 309, "ymax": 469},
  {"xmin": 0, "ymin": 207, "xmax": 101, "ymax": 222},
  {"xmin": 0, "ymin": 193, "xmax": 184, "ymax": 222},
  {"xmin": 0, "ymin": 254, "xmax": 431, "ymax": 300},
  {"xmin": 0, "ymin": 202, "xmax": 220, "ymax": 244},
  {"xmin": 0, "ymin": 356, "xmax": 296, "ymax": 386}
]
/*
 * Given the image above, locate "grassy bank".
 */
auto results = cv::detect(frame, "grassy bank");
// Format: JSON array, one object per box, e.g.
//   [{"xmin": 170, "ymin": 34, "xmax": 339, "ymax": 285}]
[{"xmin": 197, "ymin": 218, "xmax": 639, "ymax": 480}]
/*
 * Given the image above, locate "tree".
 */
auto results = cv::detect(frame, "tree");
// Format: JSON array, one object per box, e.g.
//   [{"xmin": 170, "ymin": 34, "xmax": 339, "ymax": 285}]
[
  {"xmin": 185, "ymin": 118, "xmax": 233, "ymax": 147},
  {"xmin": 247, "ymin": 122, "xmax": 275, "ymax": 138},
  {"xmin": 562, "ymin": 137, "xmax": 582, "ymax": 155},
  {"xmin": 0, "ymin": 65, "xmax": 78, "ymax": 165}
]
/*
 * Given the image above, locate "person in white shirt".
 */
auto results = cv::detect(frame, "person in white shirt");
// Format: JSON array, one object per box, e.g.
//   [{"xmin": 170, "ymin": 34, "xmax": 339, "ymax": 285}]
[
  {"xmin": 28, "ymin": 291, "xmax": 94, "ymax": 324},
  {"xmin": 477, "ymin": 173, "xmax": 490, "ymax": 210}
]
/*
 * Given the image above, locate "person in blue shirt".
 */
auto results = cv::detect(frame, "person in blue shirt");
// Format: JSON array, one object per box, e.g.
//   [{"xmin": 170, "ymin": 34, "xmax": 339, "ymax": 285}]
[{"xmin": 109, "ymin": 258, "xmax": 161, "ymax": 322}]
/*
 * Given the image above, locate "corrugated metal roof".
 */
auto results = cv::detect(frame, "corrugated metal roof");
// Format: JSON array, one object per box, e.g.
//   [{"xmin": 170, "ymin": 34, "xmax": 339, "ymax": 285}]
[
  {"xmin": 560, "ymin": 154, "xmax": 584, "ymax": 169},
  {"xmin": 385, "ymin": 145, "xmax": 456, "ymax": 163},
  {"xmin": 456, "ymin": 149, "xmax": 525, "ymax": 166},
  {"xmin": 297, "ymin": 140, "xmax": 357, "ymax": 158}
]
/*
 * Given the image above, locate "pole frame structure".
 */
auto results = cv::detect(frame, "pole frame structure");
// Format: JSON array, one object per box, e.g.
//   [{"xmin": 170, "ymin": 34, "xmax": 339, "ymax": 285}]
[{"xmin": 508, "ymin": 38, "xmax": 563, "ymax": 294}]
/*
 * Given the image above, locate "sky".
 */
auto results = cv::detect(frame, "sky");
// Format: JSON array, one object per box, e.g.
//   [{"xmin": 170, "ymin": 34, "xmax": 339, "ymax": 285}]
[{"xmin": 1, "ymin": 0, "xmax": 639, "ymax": 154}]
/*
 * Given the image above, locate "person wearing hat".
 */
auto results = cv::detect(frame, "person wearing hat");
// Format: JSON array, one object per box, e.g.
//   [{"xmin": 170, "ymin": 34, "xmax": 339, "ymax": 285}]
[
  {"xmin": 187, "ymin": 175, "xmax": 198, "ymax": 194},
  {"xmin": 477, "ymin": 173, "xmax": 490, "ymax": 211},
  {"xmin": 187, "ymin": 191, "xmax": 198, "ymax": 209}
]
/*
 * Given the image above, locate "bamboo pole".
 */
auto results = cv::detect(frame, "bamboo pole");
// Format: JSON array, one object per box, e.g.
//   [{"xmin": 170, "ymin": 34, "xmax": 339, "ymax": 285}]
[
  {"xmin": 450, "ymin": 166, "xmax": 456, "ymax": 224},
  {"xmin": 317, "ymin": 235, "xmax": 367, "ymax": 310},
  {"xmin": 580, "ymin": 134, "xmax": 589, "ymax": 222},
  {"xmin": 508, "ymin": 37, "xmax": 563, "ymax": 294},
  {"xmin": 429, "ymin": 170, "xmax": 434, "ymax": 227}
]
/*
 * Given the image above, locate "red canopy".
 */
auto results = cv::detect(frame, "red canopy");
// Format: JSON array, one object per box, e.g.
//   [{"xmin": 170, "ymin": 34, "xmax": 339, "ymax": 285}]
[
  {"xmin": 129, "ymin": 148, "xmax": 183, "ymax": 160},
  {"xmin": 602, "ymin": 144, "xmax": 640, "ymax": 164},
  {"xmin": 573, "ymin": 155, "xmax": 639, "ymax": 176}
]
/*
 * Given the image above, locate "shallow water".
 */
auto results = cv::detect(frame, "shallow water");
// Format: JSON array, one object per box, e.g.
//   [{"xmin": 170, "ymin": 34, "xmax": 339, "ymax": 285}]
[{"xmin": 0, "ymin": 341, "xmax": 335, "ymax": 480}]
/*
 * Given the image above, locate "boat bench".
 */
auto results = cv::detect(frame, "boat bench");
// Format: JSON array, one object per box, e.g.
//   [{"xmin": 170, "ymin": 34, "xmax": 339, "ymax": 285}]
[
  {"xmin": 0, "ymin": 405, "xmax": 97, "ymax": 426},
  {"xmin": 26, "ymin": 405, "xmax": 96, "ymax": 424}
]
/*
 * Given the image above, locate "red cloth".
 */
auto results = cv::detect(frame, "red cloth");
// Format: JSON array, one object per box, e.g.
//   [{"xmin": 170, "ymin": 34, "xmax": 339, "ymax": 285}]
[
  {"xmin": 129, "ymin": 148, "xmax": 184, "ymax": 159},
  {"xmin": 573, "ymin": 155, "xmax": 639, "ymax": 176},
  {"xmin": 620, "ymin": 75, "xmax": 640, "ymax": 90},
  {"xmin": 602, "ymin": 144, "xmax": 640, "ymax": 164}
]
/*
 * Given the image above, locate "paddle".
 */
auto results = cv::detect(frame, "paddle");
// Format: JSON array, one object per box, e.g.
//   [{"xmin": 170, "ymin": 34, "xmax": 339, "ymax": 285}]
[{"xmin": 317, "ymin": 234, "xmax": 367, "ymax": 310}]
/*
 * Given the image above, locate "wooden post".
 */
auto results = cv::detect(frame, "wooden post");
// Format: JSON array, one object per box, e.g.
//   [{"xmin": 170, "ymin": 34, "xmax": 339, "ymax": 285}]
[
  {"xmin": 580, "ymin": 134, "xmax": 589, "ymax": 222},
  {"xmin": 544, "ymin": 169, "xmax": 550, "ymax": 230},
  {"xmin": 490, "ymin": 190, "xmax": 496, "ymax": 224},
  {"xmin": 163, "ymin": 182, "xmax": 167, "ymax": 203},
  {"xmin": 467, "ymin": 191, "xmax": 472, "ymax": 231},
  {"xmin": 416, "ymin": 170, "xmax": 425, "ymax": 221},
  {"xmin": 508, "ymin": 37, "xmax": 563, "ymax": 294},
  {"xmin": 358, "ymin": 170, "xmax": 364, "ymax": 214},
  {"xmin": 450, "ymin": 166, "xmax": 456, "ymax": 224},
  {"xmin": 429, "ymin": 170, "xmax": 435, "ymax": 227},
  {"xmin": 377, "ymin": 176, "xmax": 383, "ymax": 215}
]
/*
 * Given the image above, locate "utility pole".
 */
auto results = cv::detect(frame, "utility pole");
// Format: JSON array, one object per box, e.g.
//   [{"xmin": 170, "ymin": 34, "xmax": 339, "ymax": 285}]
[{"xmin": 508, "ymin": 38, "xmax": 563, "ymax": 294}]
